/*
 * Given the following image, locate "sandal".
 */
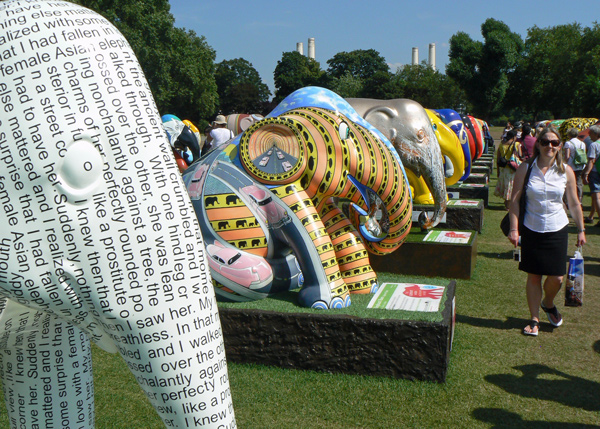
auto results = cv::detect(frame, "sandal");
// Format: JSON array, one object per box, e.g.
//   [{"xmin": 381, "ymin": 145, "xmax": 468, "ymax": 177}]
[
  {"xmin": 541, "ymin": 303, "xmax": 563, "ymax": 327},
  {"xmin": 523, "ymin": 319, "xmax": 539, "ymax": 336}
]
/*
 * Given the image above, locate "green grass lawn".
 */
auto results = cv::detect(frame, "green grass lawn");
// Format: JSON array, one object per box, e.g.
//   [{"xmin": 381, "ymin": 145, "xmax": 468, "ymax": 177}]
[{"xmin": 1, "ymin": 132, "xmax": 599, "ymax": 428}]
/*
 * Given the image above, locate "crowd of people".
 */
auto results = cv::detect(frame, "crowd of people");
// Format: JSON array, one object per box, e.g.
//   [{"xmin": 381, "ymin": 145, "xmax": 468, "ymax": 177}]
[{"xmin": 500, "ymin": 120, "xmax": 599, "ymax": 336}]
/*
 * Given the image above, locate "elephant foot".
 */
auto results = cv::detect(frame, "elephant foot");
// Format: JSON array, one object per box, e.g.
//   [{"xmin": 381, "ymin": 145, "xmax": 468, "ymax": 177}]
[{"xmin": 298, "ymin": 282, "xmax": 351, "ymax": 309}]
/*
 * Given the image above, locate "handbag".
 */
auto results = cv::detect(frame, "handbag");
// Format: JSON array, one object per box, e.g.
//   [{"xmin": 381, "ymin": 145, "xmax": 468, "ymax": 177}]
[
  {"xmin": 497, "ymin": 143, "xmax": 512, "ymax": 168},
  {"xmin": 500, "ymin": 162, "xmax": 533, "ymax": 236},
  {"xmin": 564, "ymin": 247, "xmax": 584, "ymax": 306},
  {"xmin": 507, "ymin": 144, "xmax": 521, "ymax": 171}
]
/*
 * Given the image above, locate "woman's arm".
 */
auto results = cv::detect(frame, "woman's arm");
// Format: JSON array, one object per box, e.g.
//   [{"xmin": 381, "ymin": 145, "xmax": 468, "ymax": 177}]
[
  {"xmin": 565, "ymin": 166, "xmax": 587, "ymax": 247},
  {"xmin": 582, "ymin": 157, "xmax": 594, "ymax": 184},
  {"xmin": 507, "ymin": 162, "xmax": 529, "ymax": 247}
]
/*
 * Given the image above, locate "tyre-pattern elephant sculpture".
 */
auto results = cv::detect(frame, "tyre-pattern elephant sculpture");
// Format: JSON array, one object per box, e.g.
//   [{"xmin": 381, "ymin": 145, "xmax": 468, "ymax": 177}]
[
  {"xmin": 434, "ymin": 109, "xmax": 472, "ymax": 181},
  {"xmin": 345, "ymin": 98, "xmax": 447, "ymax": 229},
  {"xmin": 0, "ymin": 2, "xmax": 235, "ymax": 427},
  {"xmin": 184, "ymin": 87, "xmax": 413, "ymax": 308}
]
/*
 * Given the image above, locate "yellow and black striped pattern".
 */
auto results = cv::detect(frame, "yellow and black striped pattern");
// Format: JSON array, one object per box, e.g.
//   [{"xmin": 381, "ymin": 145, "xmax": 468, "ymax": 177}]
[
  {"xmin": 558, "ymin": 117, "xmax": 598, "ymax": 141},
  {"xmin": 242, "ymin": 107, "xmax": 412, "ymax": 294},
  {"xmin": 273, "ymin": 184, "xmax": 348, "ymax": 301}
]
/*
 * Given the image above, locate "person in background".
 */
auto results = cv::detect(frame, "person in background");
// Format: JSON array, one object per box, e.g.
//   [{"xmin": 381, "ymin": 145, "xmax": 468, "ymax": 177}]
[
  {"xmin": 518, "ymin": 123, "xmax": 536, "ymax": 161},
  {"xmin": 582, "ymin": 125, "xmax": 600, "ymax": 226},
  {"xmin": 495, "ymin": 130, "xmax": 522, "ymax": 209},
  {"xmin": 507, "ymin": 125, "xmax": 586, "ymax": 336},
  {"xmin": 563, "ymin": 128, "xmax": 587, "ymax": 204},
  {"xmin": 502, "ymin": 121, "xmax": 513, "ymax": 140},
  {"xmin": 204, "ymin": 115, "xmax": 234, "ymax": 156},
  {"xmin": 513, "ymin": 122, "xmax": 523, "ymax": 139},
  {"xmin": 535, "ymin": 123, "xmax": 545, "ymax": 137}
]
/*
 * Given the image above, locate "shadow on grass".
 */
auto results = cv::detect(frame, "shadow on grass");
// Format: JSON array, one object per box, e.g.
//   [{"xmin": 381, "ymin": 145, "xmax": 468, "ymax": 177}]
[
  {"xmin": 593, "ymin": 340, "xmax": 600, "ymax": 355},
  {"xmin": 486, "ymin": 205, "xmax": 508, "ymax": 212},
  {"xmin": 472, "ymin": 408, "xmax": 600, "ymax": 428},
  {"xmin": 485, "ymin": 364, "xmax": 600, "ymax": 412},
  {"xmin": 457, "ymin": 314, "xmax": 557, "ymax": 333},
  {"xmin": 584, "ymin": 258, "xmax": 600, "ymax": 278},
  {"xmin": 478, "ymin": 251, "xmax": 514, "ymax": 261}
]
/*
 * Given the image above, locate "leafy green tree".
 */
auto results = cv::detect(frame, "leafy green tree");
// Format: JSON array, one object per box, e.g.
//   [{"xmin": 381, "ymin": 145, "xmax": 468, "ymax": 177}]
[
  {"xmin": 507, "ymin": 24, "xmax": 583, "ymax": 119},
  {"xmin": 327, "ymin": 71, "xmax": 364, "ymax": 98},
  {"xmin": 573, "ymin": 23, "xmax": 600, "ymax": 117},
  {"xmin": 72, "ymin": 0, "xmax": 218, "ymax": 124},
  {"xmin": 360, "ymin": 70, "xmax": 403, "ymax": 99},
  {"xmin": 273, "ymin": 51, "xmax": 324, "ymax": 102},
  {"xmin": 326, "ymin": 49, "xmax": 389, "ymax": 80},
  {"xmin": 215, "ymin": 58, "xmax": 271, "ymax": 114},
  {"xmin": 447, "ymin": 18, "xmax": 523, "ymax": 120},
  {"xmin": 394, "ymin": 63, "xmax": 465, "ymax": 109}
]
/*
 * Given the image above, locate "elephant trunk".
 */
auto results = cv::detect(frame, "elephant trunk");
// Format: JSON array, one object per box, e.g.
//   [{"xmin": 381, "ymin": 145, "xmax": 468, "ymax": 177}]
[
  {"xmin": 419, "ymin": 163, "xmax": 448, "ymax": 230},
  {"xmin": 393, "ymin": 132, "xmax": 447, "ymax": 230}
]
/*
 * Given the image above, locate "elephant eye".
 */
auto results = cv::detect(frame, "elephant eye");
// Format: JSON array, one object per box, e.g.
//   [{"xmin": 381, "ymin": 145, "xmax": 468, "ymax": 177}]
[
  {"xmin": 416, "ymin": 129, "xmax": 426, "ymax": 142},
  {"xmin": 338, "ymin": 122, "xmax": 350, "ymax": 140}
]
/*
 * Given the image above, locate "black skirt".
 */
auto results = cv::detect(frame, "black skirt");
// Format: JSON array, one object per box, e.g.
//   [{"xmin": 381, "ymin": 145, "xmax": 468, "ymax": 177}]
[{"xmin": 519, "ymin": 225, "xmax": 569, "ymax": 276}]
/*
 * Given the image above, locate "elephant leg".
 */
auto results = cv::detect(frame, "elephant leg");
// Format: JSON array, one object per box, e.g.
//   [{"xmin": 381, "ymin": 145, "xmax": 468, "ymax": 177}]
[
  {"xmin": 0, "ymin": 299, "xmax": 95, "ymax": 428},
  {"xmin": 320, "ymin": 201, "xmax": 378, "ymax": 294},
  {"xmin": 272, "ymin": 185, "xmax": 350, "ymax": 308}
]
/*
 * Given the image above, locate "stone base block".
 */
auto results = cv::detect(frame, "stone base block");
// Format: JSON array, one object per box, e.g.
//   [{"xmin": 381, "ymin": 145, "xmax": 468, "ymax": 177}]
[
  {"xmin": 462, "ymin": 173, "xmax": 488, "ymax": 184},
  {"xmin": 447, "ymin": 183, "xmax": 489, "ymax": 207},
  {"xmin": 414, "ymin": 199, "xmax": 484, "ymax": 232},
  {"xmin": 370, "ymin": 231, "xmax": 477, "ymax": 279},
  {"xmin": 219, "ymin": 280, "xmax": 456, "ymax": 383},
  {"xmin": 472, "ymin": 162, "xmax": 492, "ymax": 176}
]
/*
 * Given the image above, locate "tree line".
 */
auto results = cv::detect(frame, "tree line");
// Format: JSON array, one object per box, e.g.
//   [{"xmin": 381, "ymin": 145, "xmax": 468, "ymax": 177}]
[{"xmin": 72, "ymin": 1, "xmax": 600, "ymax": 126}]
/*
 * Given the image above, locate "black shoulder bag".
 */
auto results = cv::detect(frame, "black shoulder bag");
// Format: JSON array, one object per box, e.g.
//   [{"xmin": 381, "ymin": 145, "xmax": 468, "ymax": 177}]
[{"xmin": 500, "ymin": 162, "xmax": 534, "ymax": 236}]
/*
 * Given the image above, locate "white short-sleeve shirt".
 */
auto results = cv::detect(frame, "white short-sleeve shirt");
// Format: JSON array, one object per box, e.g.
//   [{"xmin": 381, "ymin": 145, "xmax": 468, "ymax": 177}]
[{"xmin": 523, "ymin": 159, "xmax": 568, "ymax": 233}]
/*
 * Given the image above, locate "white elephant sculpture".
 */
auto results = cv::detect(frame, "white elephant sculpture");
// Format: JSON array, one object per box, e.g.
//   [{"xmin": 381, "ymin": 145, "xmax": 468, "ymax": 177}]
[
  {"xmin": 346, "ymin": 98, "xmax": 447, "ymax": 229},
  {"xmin": 0, "ymin": 1, "xmax": 235, "ymax": 427}
]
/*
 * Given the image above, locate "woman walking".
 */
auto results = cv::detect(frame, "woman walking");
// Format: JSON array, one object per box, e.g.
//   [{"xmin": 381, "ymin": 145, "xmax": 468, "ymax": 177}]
[
  {"xmin": 495, "ymin": 130, "xmax": 522, "ymax": 209},
  {"xmin": 507, "ymin": 126, "xmax": 586, "ymax": 336}
]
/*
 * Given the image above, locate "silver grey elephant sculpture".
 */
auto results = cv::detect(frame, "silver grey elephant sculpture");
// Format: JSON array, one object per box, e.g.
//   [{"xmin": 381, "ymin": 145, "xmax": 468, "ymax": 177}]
[
  {"xmin": 346, "ymin": 98, "xmax": 447, "ymax": 229},
  {"xmin": 0, "ymin": 1, "xmax": 235, "ymax": 427}
]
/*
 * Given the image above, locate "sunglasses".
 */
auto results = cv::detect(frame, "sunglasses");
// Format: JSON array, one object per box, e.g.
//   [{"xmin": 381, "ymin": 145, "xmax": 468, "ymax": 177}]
[{"xmin": 539, "ymin": 138, "xmax": 561, "ymax": 147}]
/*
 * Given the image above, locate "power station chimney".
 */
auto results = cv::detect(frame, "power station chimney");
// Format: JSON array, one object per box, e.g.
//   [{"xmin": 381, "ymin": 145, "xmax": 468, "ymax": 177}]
[
  {"xmin": 412, "ymin": 47, "xmax": 419, "ymax": 65},
  {"xmin": 296, "ymin": 42, "xmax": 304, "ymax": 55},
  {"xmin": 308, "ymin": 37, "xmax": 315, "ymax": 60},
  {"xmin": 428, "ymin": 43, "xmax": 436, "ymax": 69}
]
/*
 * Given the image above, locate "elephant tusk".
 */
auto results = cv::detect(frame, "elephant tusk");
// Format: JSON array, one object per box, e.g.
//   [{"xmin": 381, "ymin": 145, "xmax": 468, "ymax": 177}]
[
  {"xmin": 346, "ymin": 175, "xmax": 388, "ymax": 242},
  {"xmin": 418, "ymin": 210, "xmax": 433, "ymax": 230},
  {"xmin": 444, "ymin": 155, "xmax": 454, "ymax": 178}
]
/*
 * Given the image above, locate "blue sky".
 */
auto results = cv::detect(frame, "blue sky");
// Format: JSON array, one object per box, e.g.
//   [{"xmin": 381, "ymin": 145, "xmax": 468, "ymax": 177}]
[{"xmin": 169, "ymin": 1, "xmax": 598, "ymax": 95}]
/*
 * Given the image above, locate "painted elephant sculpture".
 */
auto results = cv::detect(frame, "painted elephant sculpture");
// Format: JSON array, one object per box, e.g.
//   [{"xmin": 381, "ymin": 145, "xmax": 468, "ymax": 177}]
[
  {"xmin": 184, "ymin": 87, "xmax": 413, "ymax": 309},
  {"xmin": 404, "ymin": 109, "xmax": 465, "ymax": 205},
  {"xmin": 434, "ymin": 109, "xmax": 472, "ymax": 181},
  {"xmin": 346, "ymin": 98, "xmax": 447, "ymax": 229},
  {"xmin": 162, "ymin": 114, "xmax": 202, "ymax": 171},
  {"xmin": 0, "ymin": 2, "xmax": 235, "ymax": 427},
  {"xmin": 467, "ymin": 115, "xmax": 485, "ymax": 159},
  {"xmin": 558, "ymin": 117, "xmax": 598, "ymax": 141},
  {"xmin": 226, "ymin": 114, "xmax": 264, "ymax": 135}
]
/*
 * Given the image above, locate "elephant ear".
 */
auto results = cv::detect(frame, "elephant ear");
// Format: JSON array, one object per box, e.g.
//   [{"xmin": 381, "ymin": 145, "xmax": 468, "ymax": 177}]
[
  {"xmin": 238, "ymin": 116, "xmax": 307, "ymax": 186},
  {"xmin": 362, "ymin": 106, "xmax": 398, "ymax": 143}
]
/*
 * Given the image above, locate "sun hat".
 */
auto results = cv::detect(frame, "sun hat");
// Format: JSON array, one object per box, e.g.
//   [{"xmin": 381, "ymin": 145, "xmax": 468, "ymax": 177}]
[{"xmin": 213, "ymin": 115, "xmax": 227, "ymax": 125}]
